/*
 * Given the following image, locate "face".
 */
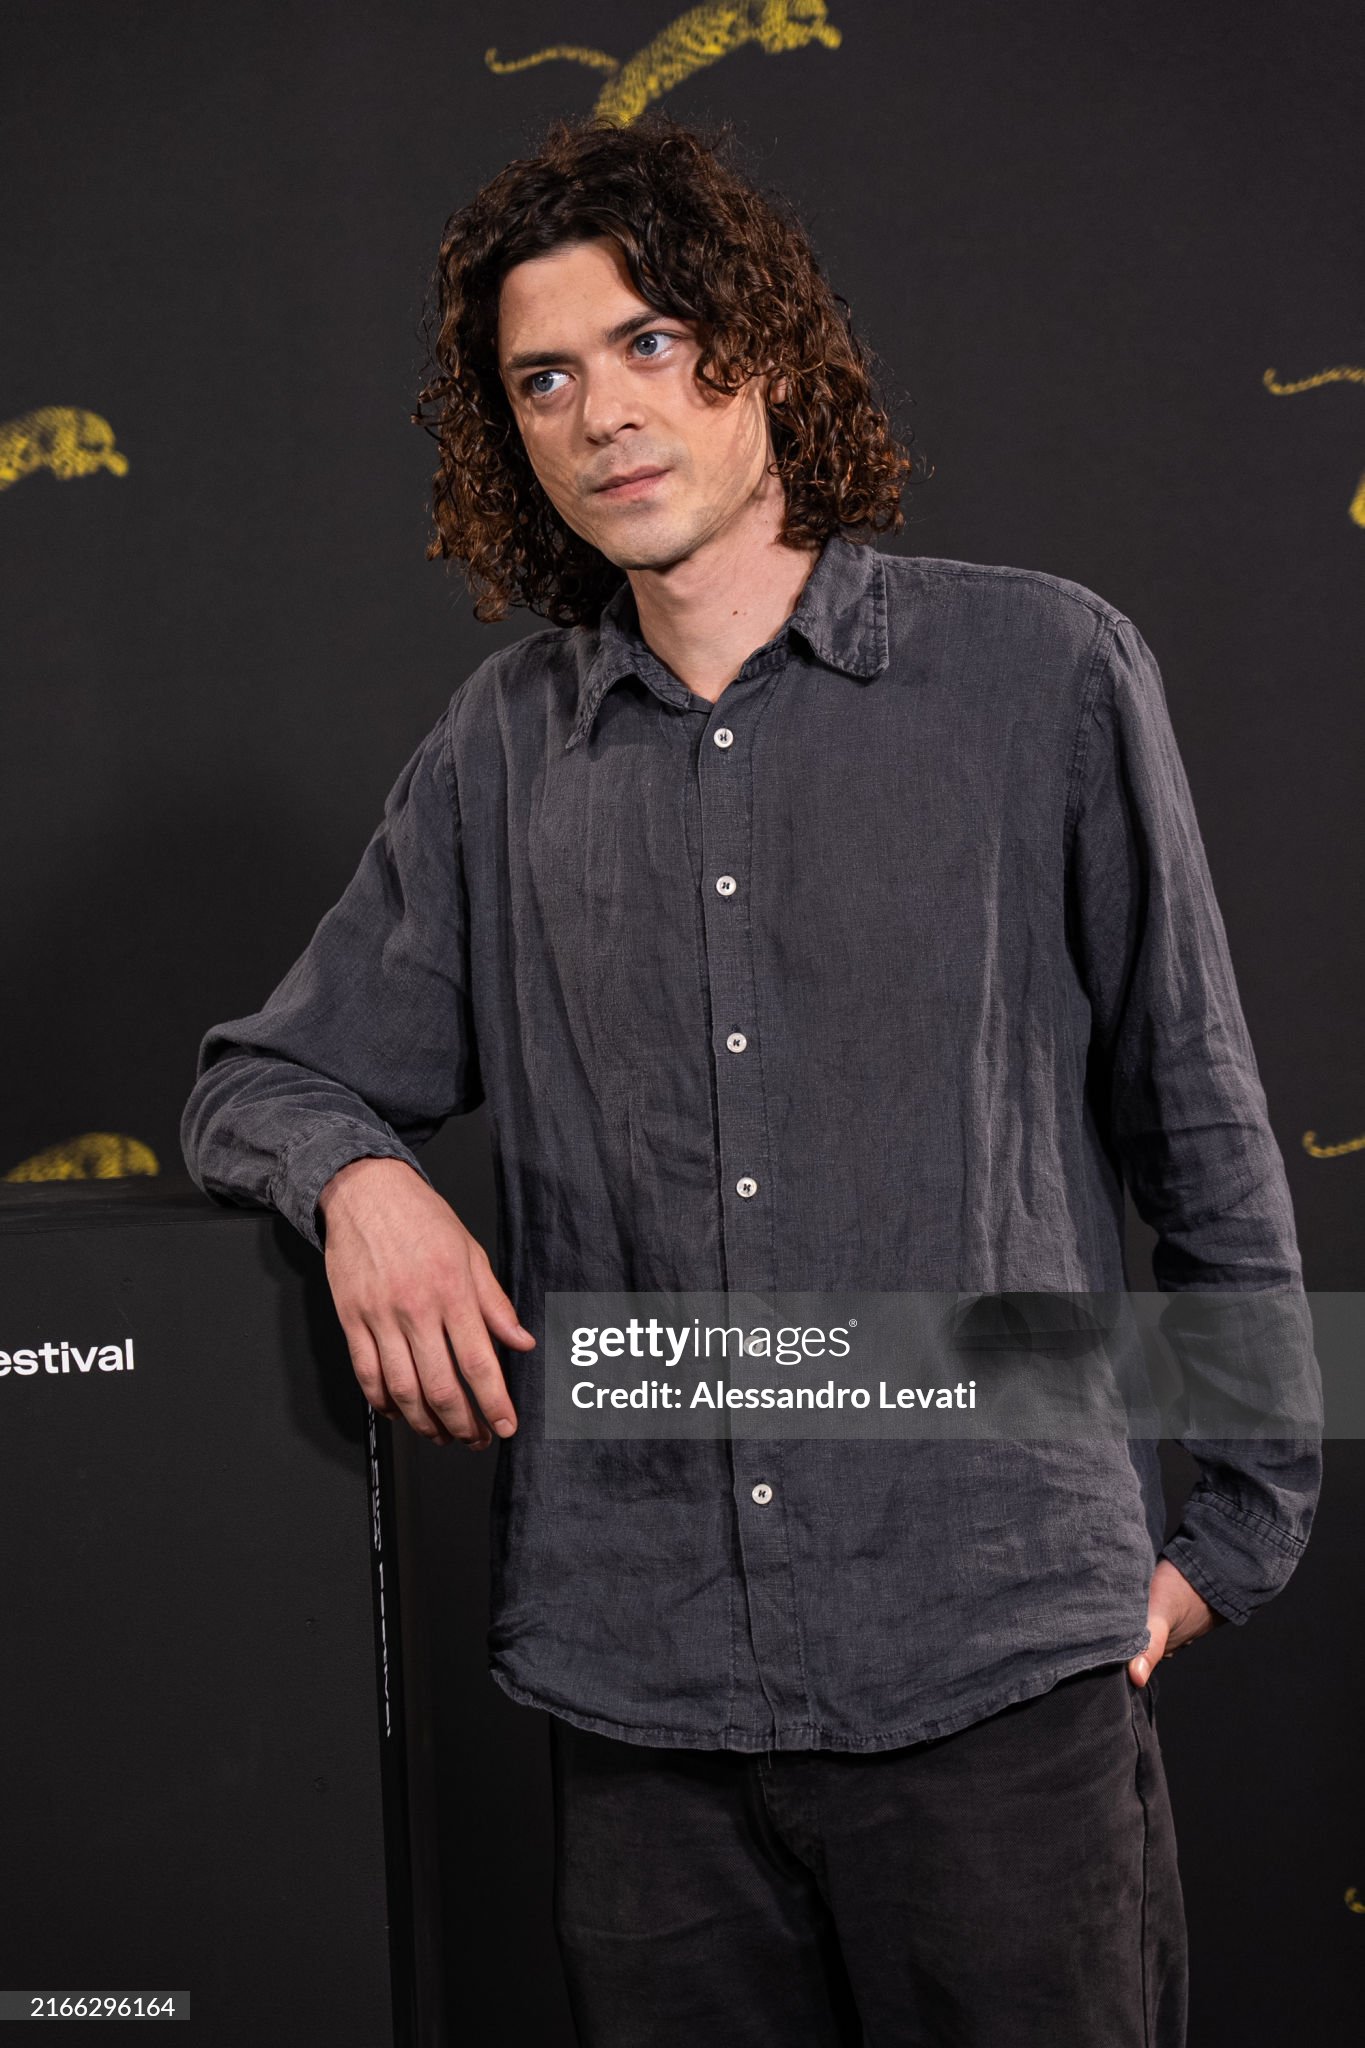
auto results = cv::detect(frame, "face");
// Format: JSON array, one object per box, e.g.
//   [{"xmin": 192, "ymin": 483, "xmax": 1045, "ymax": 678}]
[{"xmin": 496, "ymin": 235, "xmax": 787, "ymax": 571}]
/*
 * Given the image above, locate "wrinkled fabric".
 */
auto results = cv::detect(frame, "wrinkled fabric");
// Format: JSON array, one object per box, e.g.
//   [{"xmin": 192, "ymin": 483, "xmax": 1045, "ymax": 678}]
[{"xmin": 181, "ymin": 527, "xmax": 1321, "ymax": 1751}]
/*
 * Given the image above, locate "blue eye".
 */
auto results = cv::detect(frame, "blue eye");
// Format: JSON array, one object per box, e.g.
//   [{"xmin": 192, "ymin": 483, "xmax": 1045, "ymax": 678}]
[{"xmin": 521, "ymin": 331, "xmax": 675, "ymax": 399}]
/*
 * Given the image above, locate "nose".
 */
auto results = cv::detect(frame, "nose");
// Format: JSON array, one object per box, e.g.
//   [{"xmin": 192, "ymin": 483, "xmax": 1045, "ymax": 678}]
[{"xmin": 579, "ymin": 362, "xmax": 648, "ymax": 444}]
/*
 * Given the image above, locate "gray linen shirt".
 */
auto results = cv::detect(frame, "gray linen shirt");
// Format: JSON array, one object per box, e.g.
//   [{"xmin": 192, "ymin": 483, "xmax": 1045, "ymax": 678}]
[{"xmin": 181, "ymin": 527, "xmax": 1321, "ymax": 1751}]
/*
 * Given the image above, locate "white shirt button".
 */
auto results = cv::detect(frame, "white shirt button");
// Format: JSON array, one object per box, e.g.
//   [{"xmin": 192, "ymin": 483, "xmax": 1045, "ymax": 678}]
[
  {"xmin": 716, "ymin": 874, "xmax": 737, "ymax": 896},
  {"xmin": 751, "ymin": 1483, "xmax": 773, "ymax": 1505},
  {"xmin": 726, "ymin": 1031, "xmax": 747, "ymax": 1053},
  {"xmin": 736, "ymin": 1176, "xmax": 758, "ymax": 1198},
  {"xmin": 713, "ymin": 727, "xmax": 734, "ymax": 749}
]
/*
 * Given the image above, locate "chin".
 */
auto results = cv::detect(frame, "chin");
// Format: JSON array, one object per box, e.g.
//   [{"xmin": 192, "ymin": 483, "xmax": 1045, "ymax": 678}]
[{"xmin": 594, "ymin": 528, "xmax": 686, "ymax": 572}]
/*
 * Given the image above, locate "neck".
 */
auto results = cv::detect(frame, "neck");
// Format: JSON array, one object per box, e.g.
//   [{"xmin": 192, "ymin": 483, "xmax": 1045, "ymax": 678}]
[{"xmin": 624, "ymin": 504, "xmax": 821, "ymax": 705}]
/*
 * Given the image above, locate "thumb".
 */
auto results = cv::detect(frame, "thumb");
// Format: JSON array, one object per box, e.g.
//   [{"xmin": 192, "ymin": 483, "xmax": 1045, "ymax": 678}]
[{"xmin": 1130, "ymin": 1610, "xmax": 1171, "ymax": 1686}]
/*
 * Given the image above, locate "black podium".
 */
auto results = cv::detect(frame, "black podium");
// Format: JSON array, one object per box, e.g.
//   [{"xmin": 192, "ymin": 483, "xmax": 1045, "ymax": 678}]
[{"xmin": 0, "ymin": 1180, "xmax": 443, "ymax": 2045}]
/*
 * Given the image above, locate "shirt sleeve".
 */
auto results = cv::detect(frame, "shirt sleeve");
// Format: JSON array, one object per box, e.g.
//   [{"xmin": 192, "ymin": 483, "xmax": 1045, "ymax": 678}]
[
  {"xmin": 179, "ymin": 695, "xmax": 483, "ymax": 1253},
  {"xmin": 1066, "ymin": 613, "xmax": 1322, "ymax": 1624}
]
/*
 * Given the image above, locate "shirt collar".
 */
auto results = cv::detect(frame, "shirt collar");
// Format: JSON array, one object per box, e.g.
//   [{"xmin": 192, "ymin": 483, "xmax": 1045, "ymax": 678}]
[{"xmin": 564, "ymin": 526, "xmax": 890, "ymax": 752}]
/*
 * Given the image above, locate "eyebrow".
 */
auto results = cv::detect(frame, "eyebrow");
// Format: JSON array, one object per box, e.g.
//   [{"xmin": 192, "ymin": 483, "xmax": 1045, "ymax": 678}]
[{"xmin": 502, "ymin": 310, "xmax": 669, "ymax": 378}]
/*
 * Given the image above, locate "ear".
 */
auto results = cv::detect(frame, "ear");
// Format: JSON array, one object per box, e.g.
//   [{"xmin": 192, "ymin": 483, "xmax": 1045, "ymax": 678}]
[{"xmin": 768, "ymin": 371, "xmax": 789, "ymax": 407}]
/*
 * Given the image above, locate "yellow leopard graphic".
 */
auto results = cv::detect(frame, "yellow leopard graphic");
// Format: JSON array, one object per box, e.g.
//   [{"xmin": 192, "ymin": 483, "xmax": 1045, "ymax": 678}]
[
  {"xmin": 1301, "ymin": 1128, "xmax": 1365, "ymax": 1159},
  {"xmin": 1263, "ymin": 364, "xmax": 1365, "ymax": 525},
  {"xmin": 0, "ymin": 406, "xmax": 129, "ymax": 492},
  {"xmin": 487, "ymin": 0, "xmax": 842, "ymax": 126},
  {"xmin": 4, "ymin": 1133, "xmax": 159, "ymax": 1181}
]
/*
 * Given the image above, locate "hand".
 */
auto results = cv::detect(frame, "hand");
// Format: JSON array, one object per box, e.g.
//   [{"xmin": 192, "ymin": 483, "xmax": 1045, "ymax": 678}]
[
  {"xmin": 1128, "ymin": 1556, "xmax": 1226, "ymax": 1686},
  {"xmin": 317, "ymin": 1156, "xmax": 536, "ymax": 1449}
]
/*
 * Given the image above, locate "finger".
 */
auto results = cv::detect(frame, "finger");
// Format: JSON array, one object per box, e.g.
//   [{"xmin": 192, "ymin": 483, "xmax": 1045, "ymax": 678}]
[
  {"xmin": 370, "ymin": 1319, "xmax": 466, "ymax": 1445},
  {"xmin": 1130, "ymin": 1614, "xmax": 1168, "ymax": 1684},
  {"xmin": 404, "ymin": 1315, "xmax": 493, "ymax": 1449},
  {"xmin": 466, "ymin": 1245, "xmax": 537, "ymax": 1348},
  {"xmin": 343, "ymin": 1317, "xmax": 402, "ymax": 1421},
  {"xmin": 445, "ymin": 1304, "xmax": 519, "ymax": 1437}
]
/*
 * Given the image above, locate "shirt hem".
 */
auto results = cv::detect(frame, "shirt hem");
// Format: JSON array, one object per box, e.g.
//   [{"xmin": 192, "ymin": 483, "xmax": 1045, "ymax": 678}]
[{"xmin": 487, "ymin": 1628, "xmax": 1155, "ymax": 1753}]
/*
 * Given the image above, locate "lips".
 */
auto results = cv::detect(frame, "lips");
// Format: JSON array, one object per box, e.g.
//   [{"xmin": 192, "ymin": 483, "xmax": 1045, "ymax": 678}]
[{"xmin": 594, "ymin": 467, "xmax": 669, "ymax": 494}]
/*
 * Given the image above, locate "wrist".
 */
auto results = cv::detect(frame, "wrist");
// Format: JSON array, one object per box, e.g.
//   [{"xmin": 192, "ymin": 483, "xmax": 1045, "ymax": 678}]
[{"xmin": 317, "ymin": 1153, "xmax": 417, "ymax": 1223}]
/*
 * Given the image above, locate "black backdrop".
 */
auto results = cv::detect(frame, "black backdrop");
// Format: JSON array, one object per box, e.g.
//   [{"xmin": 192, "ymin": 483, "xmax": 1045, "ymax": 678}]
[{"xmin": 4, "ymin": 4, "xmax": 1363, "ymax": 2041}]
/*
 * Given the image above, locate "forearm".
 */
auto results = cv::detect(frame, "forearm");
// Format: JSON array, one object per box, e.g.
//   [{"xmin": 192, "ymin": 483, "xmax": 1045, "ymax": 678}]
[{"xmin": 1069, "ymin": 613, "xmax": 1324, "ymax": 1614}]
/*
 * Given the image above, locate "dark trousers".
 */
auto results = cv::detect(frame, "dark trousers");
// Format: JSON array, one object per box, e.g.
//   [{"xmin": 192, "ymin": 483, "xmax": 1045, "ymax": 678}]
[{"xmin": 548, "ymin": 1661, "xmax": 1187, "ymax": 2047}]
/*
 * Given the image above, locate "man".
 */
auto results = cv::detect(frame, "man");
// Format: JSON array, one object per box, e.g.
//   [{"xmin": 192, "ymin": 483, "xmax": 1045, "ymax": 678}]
[{"xmin": 182, "ymin": 111, "xmax": 1320, "ymax": 2047}]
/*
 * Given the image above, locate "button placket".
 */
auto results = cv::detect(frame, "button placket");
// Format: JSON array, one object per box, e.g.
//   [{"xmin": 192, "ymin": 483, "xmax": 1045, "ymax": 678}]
[
  {"xmin": 697, "ymin": 687, "xmax": 775, "ymax": 1294},
  {"xmin": 696, "ymin": 672, "xmax": 805, "ymax": 1737}
]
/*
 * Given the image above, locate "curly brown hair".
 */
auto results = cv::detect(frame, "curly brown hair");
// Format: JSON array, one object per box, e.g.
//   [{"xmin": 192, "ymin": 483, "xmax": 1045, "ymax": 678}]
[{"xmin": 411, "ymin": 109, "xmax": 928, "ymax": 626}]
